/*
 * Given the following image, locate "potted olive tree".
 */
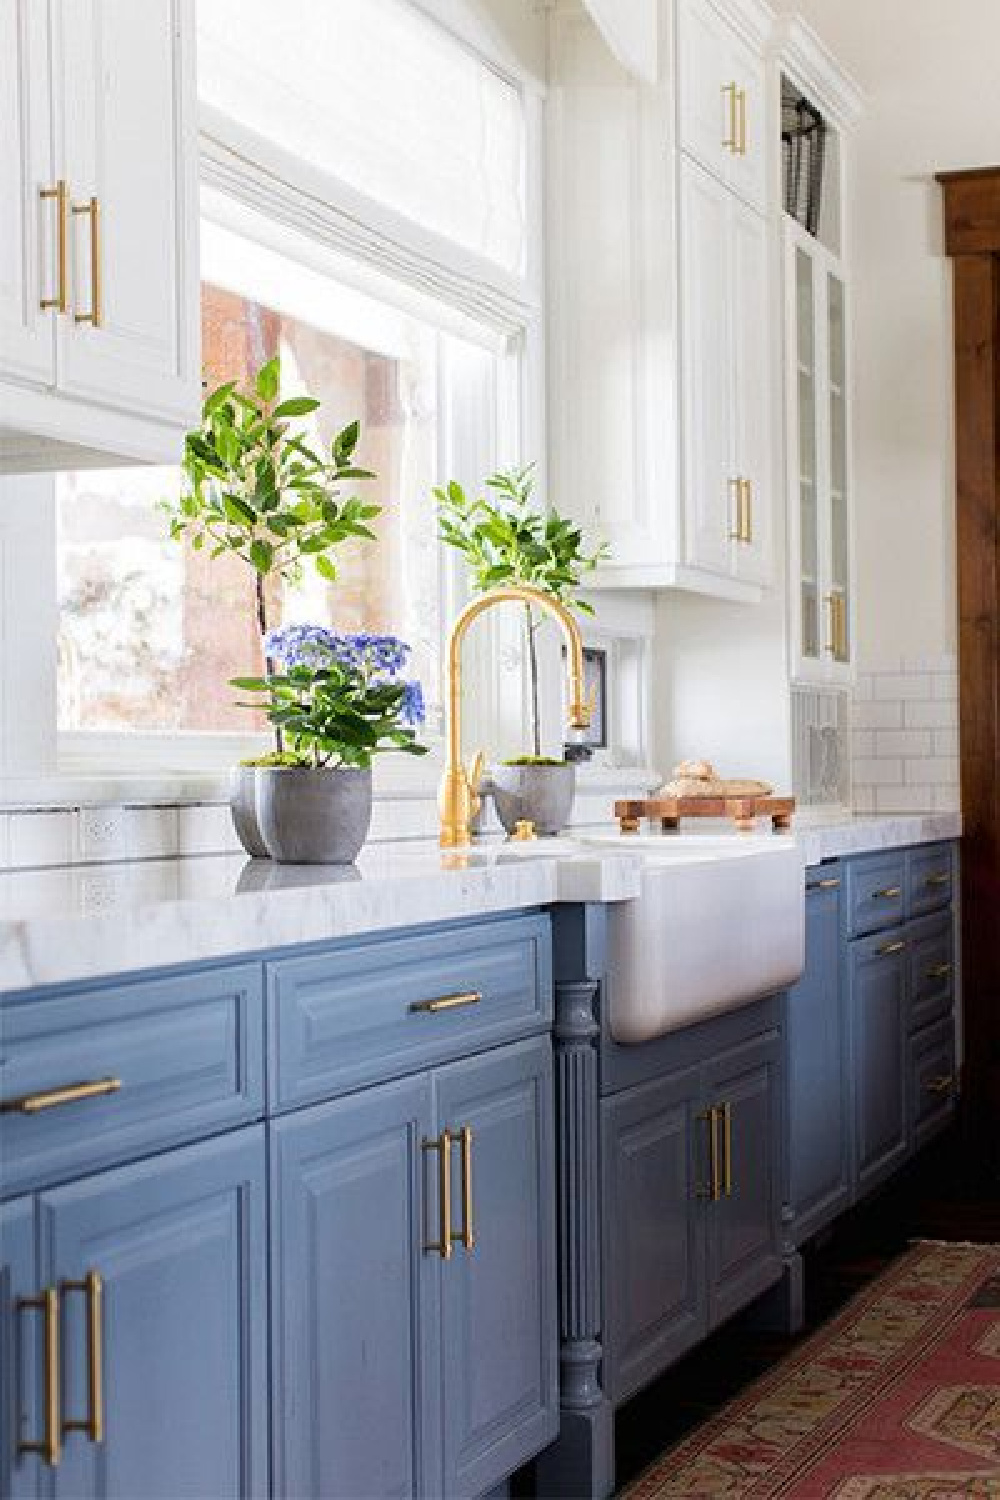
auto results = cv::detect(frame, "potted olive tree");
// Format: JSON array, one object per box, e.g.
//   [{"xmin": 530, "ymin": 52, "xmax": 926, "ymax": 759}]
[
  {"xmin": 164, "ymin": 356, "xmax": 382, "ymax": 856},
  {"xmin": 232, "ymin": 626, "xmax": 426, "ymax": 863},
  {"xmin": 436, "ymin": 465, "xmax": 606, "ymax": 836}
]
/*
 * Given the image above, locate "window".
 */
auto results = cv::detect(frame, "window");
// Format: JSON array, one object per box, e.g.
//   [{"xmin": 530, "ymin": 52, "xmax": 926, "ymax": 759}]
[{"xmin": 57, "ymin": 219, "xmax": 505, "ymax": 743}]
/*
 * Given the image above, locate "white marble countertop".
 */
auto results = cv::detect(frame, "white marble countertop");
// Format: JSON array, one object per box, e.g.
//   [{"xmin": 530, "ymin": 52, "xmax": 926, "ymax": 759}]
[{"xmin": 0, "ymin": 810, "xmax": 960, "ymax": 994}]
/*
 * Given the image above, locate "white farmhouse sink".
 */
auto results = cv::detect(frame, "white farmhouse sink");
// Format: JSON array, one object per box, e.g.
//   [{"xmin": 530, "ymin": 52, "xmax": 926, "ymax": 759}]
[{"xmin": 583, "ymin": 832, "xmax": 806, "ymax": 1043}]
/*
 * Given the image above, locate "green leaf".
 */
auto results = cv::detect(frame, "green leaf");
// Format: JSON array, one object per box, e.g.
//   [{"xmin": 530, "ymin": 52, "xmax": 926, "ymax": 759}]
[
  {"xmin": 332, "ymin": 420, "xmax": 360, "ymax": 464},
  {"xmin": 256, "ymin": 356, "xmax": 280, "ymax": 403},
  {"xmin": 273, "ymin": 396, "xmax": 320, "ymax": 418},
  {"xmin": 223, "ymin": 495, "xmax": 256, "ymax": 527},
  {"xmin": 315, "ymin": 554, "xmax": 337, "ymax": 582},
  {"xmin": 249, "ymin": 540, "xmax": 274, "ymax": 573}
]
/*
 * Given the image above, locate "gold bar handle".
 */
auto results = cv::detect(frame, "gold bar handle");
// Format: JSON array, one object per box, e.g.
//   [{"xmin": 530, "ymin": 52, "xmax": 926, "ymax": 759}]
[
  {"xmin": 18, "ymin": 1288, "xmax": 61, "ymax": 1466},
  {"xmin": 925, "ymin": 872, "xmax": 951, "ymax": 888},
  {"xmin": 926, "ymin": 1074, "xmax": 955, "ymax": 1095},
  {"xmin": 39, "ymin": 181, "xmax": 68, "ymax": 313},
  {"xmin": 454, "ymin": 1126, "xmax": 475, "ymax": 1251},
  {"xmin": 1, "ymin": 1077, "xmax": 121, "ymax": 1114},
  {"xmin": 872, "ymin": 886, "xmax": 902, "ymax": 901},
  {"xmin": 697, "ymin": 1108, "xmax": 721, "ymax": 1201},
  {"xmin": 72, "ymin": 196, "xmax": 102, "ymax": 327},
  {"xmin": 807, "ymin": 876, "xmax": 841, "ymax": 891},
  {"xmin": 422, "ymin": 1132, "xmax": 452, "ymax": 1260},
  {"xmin": 409, "ymin": 991, "xmax": 482, "ymax": 1016},
  {"xmin": 728, "ymin": 478, "xmax": 744, "ymax": 541},
  {"xmin": 738, "ymin": 87, "xmax": 747, "ymax": 156},
  {"xmin": 927, "ymin": 963, "xmax": 952, "ymax": 981},
  {"xmin": 62, "ymin": 1272, "xmax": 104, "ymax": 1444},
  {"xmin": 722, "ymin": 82, "xmax": 739, "ymax": 152},
  {"xmin": 878, "ymin": 939, "xmax": 907, "ymax": 956},
  {"xmin": 741, "ymin": 479, "xmax": 753, "ymax": 543},
  {"xmin": 721, "ymin": 1102, "xmax": 733, "ymax": 1197}
]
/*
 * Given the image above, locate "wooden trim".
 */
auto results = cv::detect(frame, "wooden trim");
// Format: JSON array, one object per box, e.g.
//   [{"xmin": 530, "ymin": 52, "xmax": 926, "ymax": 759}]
[{"xmin": 939, "ymin": 166, "xmax": 1000, "ymax": 256}]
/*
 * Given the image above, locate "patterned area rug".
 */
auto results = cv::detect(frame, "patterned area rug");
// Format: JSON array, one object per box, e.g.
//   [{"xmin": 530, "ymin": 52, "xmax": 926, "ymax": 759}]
[{"xmin": 623, "ymin": 1241, "xmax": 1000, "ymax": 1498}]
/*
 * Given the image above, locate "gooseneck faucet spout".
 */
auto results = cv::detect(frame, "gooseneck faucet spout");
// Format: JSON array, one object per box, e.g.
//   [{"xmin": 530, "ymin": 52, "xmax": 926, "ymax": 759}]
[{"xmin": 438, "ymin": 583, "xmax": 591, "ymax": 848}]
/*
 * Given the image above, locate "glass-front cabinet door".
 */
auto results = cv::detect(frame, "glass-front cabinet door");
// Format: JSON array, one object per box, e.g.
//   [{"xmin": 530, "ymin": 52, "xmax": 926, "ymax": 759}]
[{"xmin": 784, "ymin": 217, "xmax": 854, "ymax": 684}]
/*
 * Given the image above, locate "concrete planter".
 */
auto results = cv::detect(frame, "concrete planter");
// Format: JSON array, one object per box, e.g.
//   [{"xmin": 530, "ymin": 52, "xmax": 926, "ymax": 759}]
[
  {"xmin": 229, "ymin": 765, "xmax": 269, "ymax": 859},
  {"xmin": 255, "ymin": 766, "xmax": 373, "ymax": 865},
  {"xmin": 487, "ymin": 761, "xmax": 577, "ymax": 837}
]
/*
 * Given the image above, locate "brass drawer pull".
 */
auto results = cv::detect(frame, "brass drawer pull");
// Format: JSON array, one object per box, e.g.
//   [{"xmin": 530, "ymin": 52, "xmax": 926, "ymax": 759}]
[
  {"xmin": 738, "ymin": 86, "xmax": 747, "ymax": 156},
  {"xmin": 878, "ymin": 940, "xmax": 907, "ymax": 956},
  {"xmin": 924, "ymin": 872, "xmax": 951, "ymax": 888},
  {"xmin": 925, "ymin": 1074, "xmax": 955, "ymax": 1095},
  {"xmin": 62, "ymin": 1272, "xmax": 104, "ymax": 1444},
  {"xmin": 807, "ymin": 876, "xmax": 841, "ymax": 891},
  {"xmin": 455, "ymin": 1126, "xmax": 475, "ymax": 1251},
  {"xmin": 872, "ymin": 886, "xmax": 902, "ymax": 901},
  {"xmin": 409, "ymin": 991, "xmax": 481, "ymax": 1016},
  {"xmin": 1, "ymin": 1077, "xmax": 121, "ymax": 1114},
  {"xmin": 697, "ymin": 1108, "xmax": 722, "ymax": 1202},
  {"xmin": 422, "ymin": 1131, "xmax": 453, "ymax": 1260},
  {"xmin": 722, "ymin": 82, "xmax": 739, "ymax": 152},
  {"xmin": 39, "ymin": 180, "xmax": 69, "ymax": 313},
  {"xmin": 721, "ymin": 1102, "xmax": 733, "ymax": 1197},
  {"xmin": 72, "ymin": 196, "xmax": 102, "ymax": 327},
  {"xmin": 18, "ymin": 1288, "xmax": 60, "ymax": 1466},
  {"xmin": 927, "ymin": 963, "xmax": 952, "ymax": 981}
]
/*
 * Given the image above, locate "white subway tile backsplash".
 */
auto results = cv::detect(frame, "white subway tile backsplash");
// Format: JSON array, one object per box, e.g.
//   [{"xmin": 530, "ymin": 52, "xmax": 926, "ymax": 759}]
[
  {"xmin": 853, "ymin": 784, "xmax": 875, "ymax": 813},
  {"xmin": 873, "ymin": 673, "xmax": 932, "ymax": 701},
  {"xmin": 933, "ymin": 728, "xmax": 960, "ymax": 757},
  {"xmin": 178, "ymin": 803, "xmax": 241, "ymax": 856},
  {"xmin": 852, "ymin": 653, "xmax": 960, "ymax": 816},
  {"xmin": 854, "ymin": 701, "xmax": 904, "ymax": 731},
  {"xmin": 933, "ymin": 785, "xmax": 961, "ymax": 812},
  {"xmin": 9, "ymin": 810, "xmax": 76, "ymax": 868},
  {"xmin": 875, "ymin": 785, "xmax": 936, "ymax": 813},
  {"xmin": 853, "ymin": 757, "xmax": 903, "ymax": 786},
  {"xmin": 852, "ymin": 730, "xmax": 875, "ymax": 759},
  {"xmin": 932, "ymin": 673, "xmax": 959, "ymax": 700},
  {"xmin": 905, "ymin": 757, "xmax": 958, "ymax": 786},
  {"xmin": 904, "ymin": 699, "xmax": 958, "ymax": 730},
  {"xmin": 874, "ymin": 729, "xmax": 933, "ymax": 758}
]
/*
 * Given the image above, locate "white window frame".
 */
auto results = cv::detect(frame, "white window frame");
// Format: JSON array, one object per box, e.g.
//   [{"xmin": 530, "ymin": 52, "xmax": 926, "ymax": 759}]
[{"xmin": 4, "ymin": 3, "xmax": 549, "ymax": 799}]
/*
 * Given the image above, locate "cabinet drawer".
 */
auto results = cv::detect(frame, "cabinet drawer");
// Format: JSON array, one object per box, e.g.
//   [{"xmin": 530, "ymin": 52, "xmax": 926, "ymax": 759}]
[
  {"xmin": 907, "ymin": 915, "xmax": 955, "ymax": 1034},
  {"xmin": 845, "ymin": 851, "xmax": 906, "ymax": 936},
  {"xmin": 0, "ymin": 963, "xmax": 264, "ymax": 1197},
  {"xmin": 268, "ymin": 914, "xmax": 552, "ymax": 1111},
  {"xmin": 907, "ymin": 843, "xmax": 955, "ymax": 919},
  {"xmin": 910, "ymin": 1018, "xmax": 957, "ymax": 1150}
]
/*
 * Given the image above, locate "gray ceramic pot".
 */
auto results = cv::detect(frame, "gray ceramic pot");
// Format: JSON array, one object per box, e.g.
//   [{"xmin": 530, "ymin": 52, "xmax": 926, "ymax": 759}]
[
  {"xmin": 256, "ymin": 766, "xmax": 373, "ymax": 865},
  {"xmin": 229, "ymin": 765, "xmax": 269, "ymax": 859},
  {"xmin": 488, "ymin": 761, "xmax": 576, "ymax": 837}
]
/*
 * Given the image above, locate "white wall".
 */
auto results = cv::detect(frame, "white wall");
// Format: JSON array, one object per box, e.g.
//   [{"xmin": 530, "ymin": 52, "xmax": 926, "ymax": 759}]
[{"xmin": 774, "ymin": 0, "xmax": 1000, "ymax": 667}]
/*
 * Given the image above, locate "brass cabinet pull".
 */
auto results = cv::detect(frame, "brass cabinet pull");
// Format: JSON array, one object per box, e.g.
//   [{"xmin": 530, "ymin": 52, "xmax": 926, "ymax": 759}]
[
  {"xmin": 62, "ymin": 1272, "xmax": 104, "ymax": 1444},
  {"xmin": 728, "ymin": 477, "xmax": 743, "ymax": 540},
  {"xmin": 872, "ymin": 886, "xmax": 902, "ymax": 901},
  {"xmin": 927, "ymin": 962, "xmax": 952, "ymax": 981},
  {"xmin": 878, "ymin": 939, "xmax": 906, "ymax": 956},
  {"xmin": 807, "ymin": 876, "xmax": 841, "ymax": 891},
  {"xmin": 925, "ymin": 872, "xmax": 951, "ymax": 888},
  {"xmin": 455, "ymin": 1126, "xmax": 475, "ymax": 1251},
  {"xmin": 409, "ymin": 990, "xmax": 482, "ymax": 1015},
  {"xmin": 72, "ymin": 196, "xmax": 102, "ymax": 327},
  {"xmin": 722, "ymin": 82, "xmax": 739, "ymax": 152},
  {"xmin": 422, "ymin": 1131, "xmax": 453, "ymax": 1260},
  {"xmin": 824, "ymin": 593, "xmax": 847, "ymax": 659},
  {"xmin": 1, "ymin": 1077, "xmax": 121, "ymax": 1114},
  {"xmin": 698, "ymin": 1108, "xmax": 722, "ymax": 1201},
  {"xmin": 738, "ymin": 87, "xmax": 747, "ymax": 156},
  {"xmin": 18, "ymin": 1288, "xmax": 61, "ymax": 1466},
  {"xmin": 926, "ymin": 1074, "xmax": 955, "ymax": 1095},
  {"xmin": 39, "ymin": 181, "xmax": 69, "ymax": 313},
  {"xmin": 721, "ymin": 1102, "xmax": 733, "ymax": 1197},
  {"xmin": 741, "ymin": 479, "xmax": 753, "ymax": 543}
]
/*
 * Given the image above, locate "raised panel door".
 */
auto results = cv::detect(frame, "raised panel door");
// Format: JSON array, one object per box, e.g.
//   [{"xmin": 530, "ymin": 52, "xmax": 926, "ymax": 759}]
[
  {"xmin": 0, "ymin": 1197, "xmax": 40, "ymax": 1500},
  {"xmin": 51, "ymin": 0, "xmax": 199, "ymax": 425},
  {"xmin": 271, "ymin": 1075, "xmax": 439, "ymax": 1500},
  {"xmin": 601, "ymin": 1064, "xmax": 707, "ymax": 1402},
  {"xmin": 0, "ymin": 0, "xmax": 56, "ymax": 388},
  {"xmin": 851, "ymin": 938, "xmax": 908, "ymax": 1197},
  {"xmin": 436, "ymin": 1037, "xmax": 558, "ymax": 1499},
  {"xmin": 40, "ymin": 1128, "xmax": 267, "ymax": 1500},
  {"xmin": 676, "ymin": 0, "xmax": 736, "ymax": 185}
]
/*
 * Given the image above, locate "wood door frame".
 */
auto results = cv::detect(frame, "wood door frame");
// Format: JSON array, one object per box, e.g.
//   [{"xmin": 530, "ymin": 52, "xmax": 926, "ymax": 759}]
[{"xmin": 938, "ymin": 167, "xmax": 1000, "ymax": 1153}]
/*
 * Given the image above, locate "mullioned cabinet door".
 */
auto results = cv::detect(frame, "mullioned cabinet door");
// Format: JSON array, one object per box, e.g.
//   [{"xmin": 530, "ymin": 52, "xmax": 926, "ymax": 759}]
[
  {"xmin": 434, "ymin": 1035, "xmax": 558, "ymax": 1499},
  {"xmin": 0, "ymin": 1197, "xmax": 41, "ymax": 1500},
  {"xmin": 39, "ymin": 1127, "xmax": 267, "ymax": 1499},
  {"xmin": 270, "ymin": 1073, "xmax": 441, "ymax": 1500}
]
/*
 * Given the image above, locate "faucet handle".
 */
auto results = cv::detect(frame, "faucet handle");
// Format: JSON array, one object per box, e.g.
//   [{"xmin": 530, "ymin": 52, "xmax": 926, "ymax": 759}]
[
  {"xmin": 467, "ymin": 749, "xmax": 486, "ymax": 796},
  {"xmin": 512, "ymin": 820, "xmax": 537, "ymax": 841}
]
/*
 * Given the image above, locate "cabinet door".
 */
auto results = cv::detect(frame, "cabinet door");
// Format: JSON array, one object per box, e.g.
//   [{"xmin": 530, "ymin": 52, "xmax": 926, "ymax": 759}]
[
  {"xmin": 784, "ymin": 872, "xmax": 851, "ymax": 1242},
  {"xmin": 41, "ymin": 1128, "xmax": 267, "ymax": 1500},
  {"xmin": 601, "ymin": 1064, "xmax": 707, "ymax": 1402},
  {"xmin": 680, "ymin": 156, "xmax": 733, "ymax": 579},
  {"xmin": 1, "ymin": 1198, "xmax": 40, "ymax": 1500},
  {"xmin": 271, "ymin": 1075, "xmax": 440, "ymax": 1500},
  {"xmin": 705, "ymin": 1032, "xmax": 782, "ymax": 1327},
  {"xmin": 51, "ymin": 0, "xmax": 199, "ymax": 424},
  {"xmin": 0, "ymin": 0, "xmax": 55, "ymax": 387},
  {"xmin": 725, "ymin": 34, "xmax": 767, "ymax": 215},
  {"xmin": 730, "ymin": 197, "xmax": 771, "ymax": 584},
  {"xmin": 851, "ymin": 936, "xmax": 908, "ymax": 1198},
  {"xmin": 436, "ymin": 1037, "xmax": 558, "ymax": 1499},
  {"xmin": 677, "ymin": 0, "xmax": 737, "ymax": 186}
]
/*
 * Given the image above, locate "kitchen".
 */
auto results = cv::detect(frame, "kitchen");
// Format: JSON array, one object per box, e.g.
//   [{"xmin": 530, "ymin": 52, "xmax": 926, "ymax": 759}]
[{"xmin": 0, "ymin": 2, "xmax": 997, "ymax": 1497}]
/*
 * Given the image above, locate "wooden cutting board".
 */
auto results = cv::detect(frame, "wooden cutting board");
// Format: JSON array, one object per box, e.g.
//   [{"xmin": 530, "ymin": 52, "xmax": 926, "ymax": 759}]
[{"xmin": 614, "ymin": 794, "xmax": 796, "ymax": 834}]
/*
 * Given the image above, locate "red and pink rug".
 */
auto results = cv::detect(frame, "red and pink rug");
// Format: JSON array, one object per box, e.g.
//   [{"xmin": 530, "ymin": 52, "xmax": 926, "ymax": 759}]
[{"xmin": 624, "ymin": 1241, "xmax": 1000, "ymax": 1498}]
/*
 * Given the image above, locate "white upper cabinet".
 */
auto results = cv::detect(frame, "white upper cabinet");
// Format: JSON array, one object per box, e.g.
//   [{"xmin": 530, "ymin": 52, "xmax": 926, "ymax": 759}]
[
  {"xmin": 0, "ymin": 0, "xmax": 199, "ymax": 471},
  {"xmin": 547, "ymin": 0, "xmax": 775, "ymax": 602}
]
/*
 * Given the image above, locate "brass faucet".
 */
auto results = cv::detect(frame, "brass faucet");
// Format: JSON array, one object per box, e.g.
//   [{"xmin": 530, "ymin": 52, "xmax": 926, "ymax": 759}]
[{"xmin": 438, "ymin": 583, "xmax": 591, "ymax": 847}]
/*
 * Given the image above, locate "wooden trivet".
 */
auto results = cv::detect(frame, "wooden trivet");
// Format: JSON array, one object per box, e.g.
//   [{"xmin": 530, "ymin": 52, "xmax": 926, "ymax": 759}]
[{"xmin": 614, "ymin": 794, "xmax": 796, "ymax": 834}]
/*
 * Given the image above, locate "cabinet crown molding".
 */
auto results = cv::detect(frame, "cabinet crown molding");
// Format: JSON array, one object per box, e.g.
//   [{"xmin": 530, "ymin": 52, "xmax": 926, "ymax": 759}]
[
  {"xmin": 704, "ymin": 0, "xmax": 775, "ymax": 53},
  {"xmin": 771, "ymin": 15, "xmax": 864, "ymax": 132}
]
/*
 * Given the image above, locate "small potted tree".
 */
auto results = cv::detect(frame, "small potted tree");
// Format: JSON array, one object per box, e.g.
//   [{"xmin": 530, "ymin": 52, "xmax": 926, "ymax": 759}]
[
  {"xmin": 164, "ymin": 356, "xmax": 381, "ymax": 855},
  {"xmin": 232, "ymin": 627, "xmax": 427, "ymax": 863},
  {"xmin": 436, "ymin": 465, "xmax": 606, "ymax": 835}
]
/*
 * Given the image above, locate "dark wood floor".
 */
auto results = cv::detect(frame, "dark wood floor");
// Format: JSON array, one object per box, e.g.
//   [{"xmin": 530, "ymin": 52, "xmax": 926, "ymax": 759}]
[{"xmin": 614, "ymin": 1126, "xmax": 1000, "ymax": 1492}]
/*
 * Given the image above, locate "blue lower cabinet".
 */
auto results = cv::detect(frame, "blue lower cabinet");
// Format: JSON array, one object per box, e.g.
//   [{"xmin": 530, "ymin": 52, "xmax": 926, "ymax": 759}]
[
  {"xmin": 436, "ymin": 1037, "xmax": 558, "ymax": 1498},
  {"xmin": 1, "ymin": 1197, "xmax": 40, "ymax": 1500},
  {"xmin": 850, "ymin": 932, "xmax": 909, "ymax": 1197},
  {"xmin": 783, "ymin": 870, "xmax": 851, "ymax": 1244},
  {"xmin": 910, "ymin": 1017, "xmax": 957, "ymax": 1151},
  {"xmin": 602, "ymin": 1066, "xmax": 706, "ymax": 1402},
  {"xmin": 705, "ymin": 1033, "xmax": 782, "ymax": 1326},
  {"xmin": 270, "ymin": 1074, "xmax": 440, "ymax": 1500},
  {"xmin": 39, "ymin": 1128, "xmax": 268, "ymax": 1499}
]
